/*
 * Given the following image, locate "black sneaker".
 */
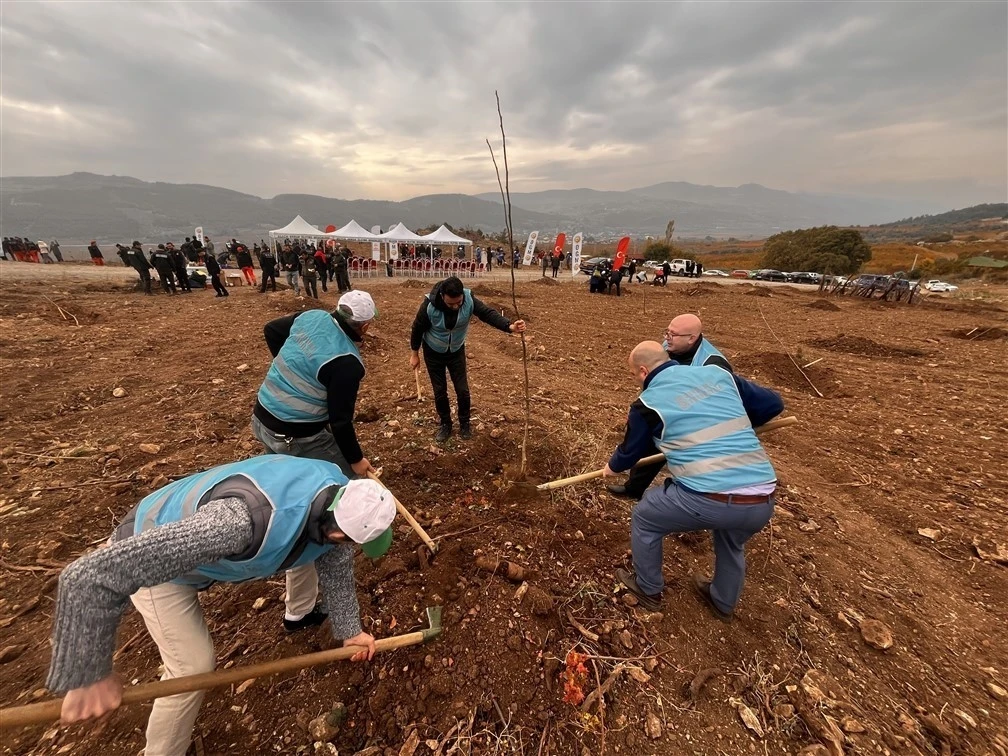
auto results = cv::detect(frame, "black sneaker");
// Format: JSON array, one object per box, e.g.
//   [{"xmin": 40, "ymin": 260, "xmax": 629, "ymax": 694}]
[
  {"xmin": 690, "ymin": 573, "xmax": 733, "ymax": 622},
  {"xmin": 616, "ymin": 568, "xmax": 662, "ymax": 611},
  {"xmin": 459, "ymin": 424, "xmax": 472, "ymax": 440},
  {"xmin": 435, "ymin": 425, "xmax": 452, "ymax": 443},
  {"xmin": 283, "ymin": 605, "xmax": 328, "ymax": 633}
]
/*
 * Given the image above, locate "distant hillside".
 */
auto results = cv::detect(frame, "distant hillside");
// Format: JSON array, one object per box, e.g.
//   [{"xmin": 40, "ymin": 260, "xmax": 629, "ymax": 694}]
[
  {"xmin": 1, "ymin": 172, "xmax": 996, "ymax": 243},
  {"xmin": 860, "ymin": 203, "xmax": 1008, "ymax": 242},
  {"xmin": 0, "ymin": 173, "xmax": 556, "ymax": 243}
]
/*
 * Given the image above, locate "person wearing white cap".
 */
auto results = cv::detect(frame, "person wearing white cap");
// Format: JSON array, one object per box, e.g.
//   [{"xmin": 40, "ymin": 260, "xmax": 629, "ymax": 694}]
[
  {"xmin": 251, "ymin": 290, "xmax": 379, "ymax": 634},
  {"xmin": 43, "ymin": 454, "xmax": 396, "ymax": 756}
]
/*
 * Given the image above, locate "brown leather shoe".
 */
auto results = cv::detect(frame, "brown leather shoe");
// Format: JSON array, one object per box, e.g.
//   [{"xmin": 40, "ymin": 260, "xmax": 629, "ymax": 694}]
[
  {"xmin": 690, "ymin": 572, "xmax": 733, "ymax": 622},
  {"xmin": 616, "ymin": 568, "xmax": 662, "ymax": 611}
]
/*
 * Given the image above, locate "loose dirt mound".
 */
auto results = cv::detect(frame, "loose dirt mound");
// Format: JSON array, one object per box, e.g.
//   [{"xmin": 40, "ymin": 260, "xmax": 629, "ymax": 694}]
[
  {"xmin": 470, "ymin": 284, "xmax": 513, "ymax": 298},
  {"xmin": 532, "ymin": 277, "xmax": 559, "ymax": 286},
  {"xmin": 397, "ymin": 279, "xmax": 430, "ymax": 290},
  {"xmin": 734, "ymin": 351, "xmax": 840, "ymax": 397},
  {"xmin": 682, "ymin": 282, "xmax": 723, "ymax": 296},
  {"xmin": 946, "ymin": 326, "xmax": 1007, "ymax": 341},
  {"xmin": 806, "ymin": 299, "xmax": 841, "ymax": 312},
  {"xmin": 808, "ymin": 334, "xmax": 925, "ymax": 358},
  {"xmin": 743, "ymin": 286, "xmax": 773, "ymax": 297}
]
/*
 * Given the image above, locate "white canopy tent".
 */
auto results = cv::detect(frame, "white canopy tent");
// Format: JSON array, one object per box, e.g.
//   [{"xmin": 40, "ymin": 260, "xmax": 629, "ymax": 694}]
[
  {"xmin": 327, "ymin": 220, "xmax": 380, "ymax": 242},
  {"xmin": 269, "ymin": 215, "xmax": 323, "ymax": 241},
  {"xmin": 420, "ymin": 225, "xmax": 473, "ymax": 246},
  {"xmin": 377, "ymin": 222, "xmax": 426, "ymax": 243}
]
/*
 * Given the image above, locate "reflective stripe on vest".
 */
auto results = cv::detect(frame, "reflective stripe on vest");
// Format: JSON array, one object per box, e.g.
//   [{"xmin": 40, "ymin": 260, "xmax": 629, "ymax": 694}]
[
  {"xmin": 640, "ymin": 365, "xmax": 776, "ymax": 493},
  {"xmin": 422, "ymin": 290, "xmax": 474, "ymax": 353},
  {"xmin": 127, "ymin": 455, "xmax": 347, "ymax": 586},
  {"xmin": 257, "ymin": 310, "xmax": 362, "ymax": 423}
]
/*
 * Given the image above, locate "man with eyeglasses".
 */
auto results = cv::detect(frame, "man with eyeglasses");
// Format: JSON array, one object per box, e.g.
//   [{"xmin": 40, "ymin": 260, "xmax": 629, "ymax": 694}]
[{"xmin": 607, "ymin": 314, "xmax": 733, "ymax": 498}]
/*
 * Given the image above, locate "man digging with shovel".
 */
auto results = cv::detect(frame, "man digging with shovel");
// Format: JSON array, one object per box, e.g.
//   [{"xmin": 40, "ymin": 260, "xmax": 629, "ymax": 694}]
[
  {"xmin": 604, "ymin": 341, "xmax": 783, "ymax": 621},
  {"xmin": 42, "ymin": 455, "xmax": 395, "ymax": 756}
]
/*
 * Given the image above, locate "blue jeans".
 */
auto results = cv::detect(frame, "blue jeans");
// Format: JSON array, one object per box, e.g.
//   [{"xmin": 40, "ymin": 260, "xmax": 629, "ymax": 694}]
[{"xmin": 631, "ymin": 481, "xmax": 774, "ymax": 613}]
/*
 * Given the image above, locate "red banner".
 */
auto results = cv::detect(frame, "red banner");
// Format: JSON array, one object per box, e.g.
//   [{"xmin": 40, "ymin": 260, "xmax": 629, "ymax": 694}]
[
  {"xmin": 553, "ymin": 232, "xmax": 566, "ymax": 259},
  {"xmin": 613, "ymin": 236, "xmax": 630, "ymax": 270}
]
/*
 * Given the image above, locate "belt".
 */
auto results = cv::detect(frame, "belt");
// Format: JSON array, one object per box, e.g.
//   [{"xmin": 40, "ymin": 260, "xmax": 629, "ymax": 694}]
[{"xmin": 700, "ymin": 492, "xmax": 773, "ymax": 505}]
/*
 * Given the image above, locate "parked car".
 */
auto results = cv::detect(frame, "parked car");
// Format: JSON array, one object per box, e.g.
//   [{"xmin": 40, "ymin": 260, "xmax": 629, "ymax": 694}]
[
  {"xmin": 754, "ymin": 269, "xmax": 787, "ymax": 282},
  {"xmin": 786, "ymin": 272, "xmax": 819, "ymax": 285},
  {"xmin": 578, "ymin": 256, "xmax": 609, "ymax": 275},
  {"xmin": 729, "ymin": 269, "xmax": 750, "ymax": 279},
  {"xmin": 851, "ymin": 274, "xmax": 889, "ymax": 289},
  {"xmin": 669, "ymin": 258, "xmax": 699, "ymax": 276},
  {"xmin": 925, "ymin": 280, "xmax": 959, "ymax": 292},
  {"xmin": 702, "ymin": 269, "xmax": 729, "ymax": 277}
]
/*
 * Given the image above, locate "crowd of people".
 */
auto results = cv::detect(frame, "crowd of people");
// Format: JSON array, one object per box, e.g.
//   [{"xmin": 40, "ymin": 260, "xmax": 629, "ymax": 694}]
[{"xmin": 2, "ymin": 236, "xmax": 63, "ymax": 263}]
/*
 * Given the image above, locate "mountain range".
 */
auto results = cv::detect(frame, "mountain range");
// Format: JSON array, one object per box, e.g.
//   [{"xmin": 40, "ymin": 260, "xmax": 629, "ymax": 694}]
[{"xmin": 0, "ymin": 172, "xmax": 986, "ymax": 243}]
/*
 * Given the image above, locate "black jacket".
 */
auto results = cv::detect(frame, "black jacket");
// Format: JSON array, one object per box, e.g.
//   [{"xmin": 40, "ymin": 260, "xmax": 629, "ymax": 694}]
[
  {"xmin": 205, "ymin": 255, "xmax": 221, "ymax": 276},
  {"xmin": 409, "ymin": 280, "xmax": 512, "ymax": 352},
  {"xmin": 282, "ymin": 250, "xmax": 301, "ymax": 272},
  {"xmin": 254, "ymin": 311, "xmax": 366, "ymax": 463}
]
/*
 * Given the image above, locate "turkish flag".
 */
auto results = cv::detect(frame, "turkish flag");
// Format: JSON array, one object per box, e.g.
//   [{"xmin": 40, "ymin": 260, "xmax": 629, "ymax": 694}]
[
  {"xmin": 553, "ymin": 232, "xmax": 566, "ymax": 258},
  {"xmin": 613, "ymin": 236, "xmax": 630, "ymax": 270},
  {"xmin": 325, "ymin": 224, "xmax": 336, "ymax": 233}
]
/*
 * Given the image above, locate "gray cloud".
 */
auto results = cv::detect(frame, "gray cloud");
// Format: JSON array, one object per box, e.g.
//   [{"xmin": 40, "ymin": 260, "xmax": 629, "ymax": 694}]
[{"xmin": 1, "ymin": 0, "xmax": 1004, "ymax": 208}]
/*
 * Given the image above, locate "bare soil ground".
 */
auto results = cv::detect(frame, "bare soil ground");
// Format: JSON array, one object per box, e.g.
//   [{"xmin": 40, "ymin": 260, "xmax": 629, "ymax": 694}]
[{"xmin": 1, "ymin": 264, "xmax": 1006, "ymax": 755}]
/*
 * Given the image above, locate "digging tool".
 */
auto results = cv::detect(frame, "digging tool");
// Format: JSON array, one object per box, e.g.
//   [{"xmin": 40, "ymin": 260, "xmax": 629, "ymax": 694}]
[
  {"xmin": 0, "ymin": 607, "xmax": 442, "ymax": 730},
  {"xmin": 537, "ymin": 415, "xmax": 798, "ymax": 491},
  {"xmin": 414, "ymin": 367, "xmax": 424, "ymax": 401},
  {"xmin": 366, "ymin": 470, "xmax": 438, "ymax": 555}
]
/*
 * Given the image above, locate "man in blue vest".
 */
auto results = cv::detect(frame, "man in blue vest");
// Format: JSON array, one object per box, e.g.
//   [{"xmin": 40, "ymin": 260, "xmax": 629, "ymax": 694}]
[
  {"xmin": 45, "ymin": 455, "xmax": 395, "ymax": 755},
  {"xmin": 603, "ymin": 341, "xmax": 783, "ymax": 620},
  {"xmin": 252, "ymin": 290, "xmax": 377, "ymax": 634},
  {"xmin": 607, "ymin": 314, "xmax": 733, "ymax": 499},
  {"xmin": 409, "ymin": 276, "xmax": 526, "ymax": 442}
]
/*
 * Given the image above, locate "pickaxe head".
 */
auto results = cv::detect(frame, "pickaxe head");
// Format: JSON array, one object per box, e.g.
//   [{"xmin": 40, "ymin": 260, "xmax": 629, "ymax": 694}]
[{"xmin": 421, "ymin": 606, "xmax": 443, "ymax": 642}]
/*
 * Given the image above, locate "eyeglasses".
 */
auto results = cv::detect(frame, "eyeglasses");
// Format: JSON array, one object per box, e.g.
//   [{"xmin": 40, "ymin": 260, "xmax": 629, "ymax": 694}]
[{"xmin": 664, "ymin": 329, "xmax": 685, "ymax": 338}]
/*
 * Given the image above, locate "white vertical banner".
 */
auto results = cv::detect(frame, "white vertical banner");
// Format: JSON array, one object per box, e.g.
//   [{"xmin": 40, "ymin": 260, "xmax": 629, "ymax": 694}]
[
  {"xmin": 522, "ymin": 230, "xmax": 539, "ymax": 266},
  {"xmin": 195, "ymin": 227, "xmax": 204, "ymax": 244},
  {"xmin": 388, "ymin": 242, "xmax": 399, "ymax": 260},
  {"xmin": 571, "ymin": 232, "xmax": 583, "ymax": 276},
  {"xmin": 371, "ymin": 242, "xmax": 381, "ymax": 260}
]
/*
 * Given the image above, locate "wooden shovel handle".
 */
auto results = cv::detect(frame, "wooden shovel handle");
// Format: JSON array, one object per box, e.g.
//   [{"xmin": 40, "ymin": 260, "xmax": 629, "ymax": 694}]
[
  {"xmin": 414, "ymin": 368, "xmax": 423, "ymax": 400},
  {"xmin": 537, "ymin": 415, "xmax": 798, "ymax": 491},
  {"xmin": 366, "ymin": 471, "xmax": 438, "ymax": 554},
  {"xmin": 0, "ymin": 631, "xmax": 426, "ymax": 730}
]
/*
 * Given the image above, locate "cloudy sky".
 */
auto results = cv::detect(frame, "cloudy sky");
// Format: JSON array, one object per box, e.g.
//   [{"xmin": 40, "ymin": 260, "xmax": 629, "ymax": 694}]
[{"xmin": 2, "ymin": 1, "xmax": 1005, "ymax": 207}]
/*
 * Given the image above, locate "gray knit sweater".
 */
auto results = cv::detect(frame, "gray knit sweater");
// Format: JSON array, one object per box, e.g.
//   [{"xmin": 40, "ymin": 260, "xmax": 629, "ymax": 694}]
[{"xmin": 46, "ymin": 497, "xmax": 362, "ymax": 693}]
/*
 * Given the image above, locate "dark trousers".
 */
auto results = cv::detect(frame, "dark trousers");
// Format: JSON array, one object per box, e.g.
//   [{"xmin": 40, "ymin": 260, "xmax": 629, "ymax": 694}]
[
  {"xmin": 303, "ymin": 273, "xmax": 318, "ymax": 299},
  {"xmin": 175, "ymin": 264, "xmax": 191, "ymax": 291},
  {"xmin": 552, "ymin": 264, "xmax": 560, "ymax": 278},
  {"xmin": 609, "ymin": 280, "xmax": 621, "ymax": 296},
  {"xmin": 260, "ymin": 266, "xmax": 277, "ymax": 292},
  {"xmin": 423, "ymin": 343, "xmax": 470, "ymax": 428},
  {"xmin": 134, "ymin": 267, "xmax": 152, "ymax": 294},
  {"xmin": 317, "ymin": 266, "xmax": 328, "ymax": 292},
  {"xmin": 155, "ymin": 265, "xmax": 176, "ymax": 294},
  {"xmin": 336, "ymin": 269, "xmax": 351, "ymax": 292},
  {"xmin": 211, "ymin": 272, "xmax": 228, "ymax": 296}
]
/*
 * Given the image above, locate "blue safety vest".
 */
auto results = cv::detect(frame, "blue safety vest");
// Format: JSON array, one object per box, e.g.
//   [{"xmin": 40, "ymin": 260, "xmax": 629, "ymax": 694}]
[
  {"xmin": 257, "ymin": 310, "xmax": 363, "ymax": 423},
  {"xmin": 662, "ymin": 335, "xmax": 729, "ymax": 369},
  {"xmin": 691, "ymin": 337, "xmax": 728, "ymax": 368},
  {"xmin": 422, "ymin": 290, "xmax": 474, "ymax": 353},
  {"xmin": 120, "ymin": 455, "xmax": 347, "ymax": 587},
  {"xmin": 639, "ymin": 365, "xmax": 776, "ymax": 493}
]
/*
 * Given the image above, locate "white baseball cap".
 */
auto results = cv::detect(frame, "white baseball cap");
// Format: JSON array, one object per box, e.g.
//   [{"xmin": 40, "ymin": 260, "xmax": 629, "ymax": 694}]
[
  {"xmin": 330, "ymin": 478, "xmax": 395, "ymax": 558},
  {"xmin": 337, "ymin": 291, "xmax": 377, "ymax": 323}
]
